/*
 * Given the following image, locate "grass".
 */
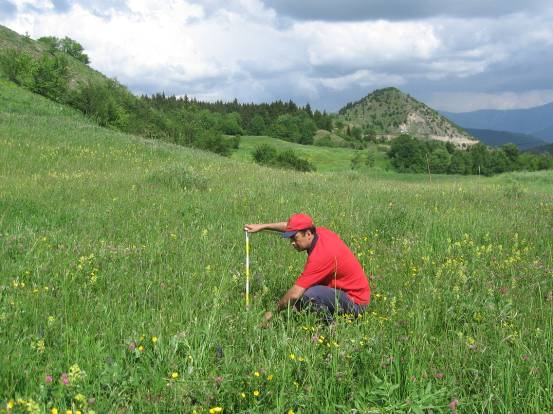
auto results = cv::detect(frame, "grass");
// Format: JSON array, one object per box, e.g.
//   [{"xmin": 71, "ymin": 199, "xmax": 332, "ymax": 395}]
[
  {"xmin": 232, "ymin": 135, "xmax": 390, "ymax": 172},
  {"xmin": 1, "ymin": 81, "xmax": 553, "ymax": 413}
]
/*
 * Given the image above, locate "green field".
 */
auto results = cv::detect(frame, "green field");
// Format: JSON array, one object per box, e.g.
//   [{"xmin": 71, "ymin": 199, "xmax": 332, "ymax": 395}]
[
  {"xmin": 1, "ymin": 79, "xmax": 553, "ymax": 413},
  {"xmin": 231, "ymin": 135, "xmax": 390, "ymax": 173}
]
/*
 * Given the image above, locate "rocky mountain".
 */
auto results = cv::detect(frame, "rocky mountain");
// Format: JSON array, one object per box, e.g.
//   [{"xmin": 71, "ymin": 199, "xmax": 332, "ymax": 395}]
[{"xmin": 338, "ymin": 87, "xmax": 477, "ymax": 147}]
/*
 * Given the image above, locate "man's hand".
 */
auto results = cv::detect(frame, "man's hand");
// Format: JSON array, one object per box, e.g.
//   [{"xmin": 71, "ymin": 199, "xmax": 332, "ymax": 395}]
[
  {"xmin": 244, "ymin": 224, "xmax": 265, "ymax": 233},
  {"xmin": 261, "ymin": 311, "xmax": 273, "ymax": 328}
]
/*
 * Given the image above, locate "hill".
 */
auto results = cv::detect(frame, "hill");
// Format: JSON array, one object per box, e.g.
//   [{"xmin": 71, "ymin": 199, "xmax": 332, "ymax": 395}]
[
  {"xmin": 465, "ymin": 128, "xmax": 546, "ymax": 150},
  {"xmin": 337, "ymin": 87, "xmax": 477, "ymax": 147},
  {"xmin": 0, "ymin": 25, "xmax": 107, "ymax": 87},
  {"xmin": 441, "ymin": 102, "xmax": 553, "ymax": 143}
]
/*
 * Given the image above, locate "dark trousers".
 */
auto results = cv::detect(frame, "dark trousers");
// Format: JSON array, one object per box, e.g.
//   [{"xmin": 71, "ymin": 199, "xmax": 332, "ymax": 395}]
[{"xmin": 296, "ymin": 285, "xmax": 367, "ymax": 323}]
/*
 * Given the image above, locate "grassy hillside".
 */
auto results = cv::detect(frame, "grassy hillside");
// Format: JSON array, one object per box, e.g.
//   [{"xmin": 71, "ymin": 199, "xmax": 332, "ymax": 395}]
[
  {"xmin": 232, "ymin": 135, "xmax": 391, "ymax": 172},
  {"xmin": 2, "ymin": 80, "xmax": 553, "ymax": 413},
  {"xmin": 0, "ymin": 25, "xmax": 106, "ymax": 87}
]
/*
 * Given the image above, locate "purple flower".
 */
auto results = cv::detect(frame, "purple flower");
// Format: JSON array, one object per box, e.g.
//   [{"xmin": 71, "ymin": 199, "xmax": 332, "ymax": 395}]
[
  {"xmin": 45, "ymin": 375, "xmax": 53, "ymax": 383},
  {"xmin": 61, "ymin": 373, "xmax": 69, "ymax": 385}
]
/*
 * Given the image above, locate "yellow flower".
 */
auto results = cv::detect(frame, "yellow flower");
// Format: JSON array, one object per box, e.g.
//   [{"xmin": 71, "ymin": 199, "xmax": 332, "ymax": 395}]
[
  {"xmin": 289, "ymin": 353, "xmax": 296, "ymax": 360},
  {"xmin": 7, "ymin": 400, "xmax": 14, "ymax": 409},
  {"xmin": 240, "ymin": 392, "xmax": 246, "ymax": 399},
  {"xmin": 50, "ymin": 408, "xmax": 58, "ymax": 414},
  {"xmin": 209, "ymin": 407, "xmax": 223, "ymax": 414},
  {"xmin": 66, "ymin": 410, "xmax": 73, "ymax": 414},
  {"xmin": 288, "ymin": 410, "xmax": 295, "ymax": 414},
  {"xmin": 267, "ymin": 374, "xmax": 273, "ymax": 381},
  {"xmin": 254, "ymin": 371, "xmax": 260, "ymax": 377},
  {"xmin": 138, "ymin": 345, "xmax": 144, "ymax": 352},
  {"xmin": 151, "ymin": 336, "xmax": 158, "ymax": 344},
  {"xmin": 171, "ymin": 372, "xmax": 179, "ymax": 379},
  {"xmin": 253, "ymin": 390, "xmax": 260, "ymax": 397}
]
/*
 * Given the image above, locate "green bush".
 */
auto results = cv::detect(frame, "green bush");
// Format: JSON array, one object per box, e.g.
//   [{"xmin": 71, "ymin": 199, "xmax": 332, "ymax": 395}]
[
  {"xmin": 252, "ymin": 144, "xmax": 278, "ymax": 164},
  {"xmin": 252, "ymin": 144, "xmax": 315, "ymax": 172}
]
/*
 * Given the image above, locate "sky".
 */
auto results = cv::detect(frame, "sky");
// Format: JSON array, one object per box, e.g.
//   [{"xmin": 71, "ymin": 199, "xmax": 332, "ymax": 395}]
[{"xmin": 1, "ymin": 0, "xmax": 553, "ymax": 112}]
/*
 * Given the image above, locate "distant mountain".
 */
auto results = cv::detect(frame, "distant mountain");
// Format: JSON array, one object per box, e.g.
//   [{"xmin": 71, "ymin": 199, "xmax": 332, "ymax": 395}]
[
  {"xmin": 465, "ymin": 128, "xmax": 546, "ymax": 150},
  {"xmin": 441, "ymin": 102, "xmax": 553, "ymax": 143},
  {"xmin": 338, "ymin": 87, "xmax": 477, "ymax": 147},
  {"xmin": 533, "ymin": 124, "xmax": 553, "ymax": 142},
  {"xmin": 528, "ymin": 143, "xmax": 553, "ymax": 155}
]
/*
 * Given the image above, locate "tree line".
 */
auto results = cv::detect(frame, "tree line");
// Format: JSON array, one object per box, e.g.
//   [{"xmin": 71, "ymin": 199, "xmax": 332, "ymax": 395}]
[
  {"xmin": 142, "ymin": 93, "xmax": 333, "ymax": 143},
  {"xmin": 388, "ymin": 134, "xmax": 553, "ymax": 175}
]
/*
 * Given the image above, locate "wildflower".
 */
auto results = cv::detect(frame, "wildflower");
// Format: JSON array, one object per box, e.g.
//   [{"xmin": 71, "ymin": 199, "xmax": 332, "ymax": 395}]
[
  {"xmin": 151, "ymin": 336, "xmax": 158, "ymax": 344},
  {"xmin": 138, "ymin": 345, "xmax": 144, "ymax": 352},
  {"xmin": 68, "ymin": 364, "xmax": 85, "ymax": 383},
  {"xmin": 288, "ymin": 410, "xmax": 295, "ymax": 414},
  {"xmin": 209, "ymin": 407, "xmax": 223, "ymax": 414},
  {"xmin": 61, "ymin": 373, "xmax": 69, "ymax": 385},
  {"xmin": 45, "ymin": 374, "xmax": 53, "ymax": 383},
  {"xmin": 7, "ymin": 400, "xmax": 14, "ymax": 410},
  {"xmin": 50, "ymin": 408, "xmax": 58, "ymax": 414},
  {"xmin": 254, "ymin": 371, "xmax": 260, "ymax": 377},
  {"xmin": 66, "ymin": 410, "xmax": 72, "ymax": 414},
  {"xmin": 267, "ymin": 374, "xmax": 273, "ymax": 381},
  {"xmin": 253, "ymin": 390, "xmax": 260, "ymax": 397},
  {"xmin": 74, "ymin": 394, "xmax": 86, "ymax": 405},
  {"xmin": 171, "ymin": 372, "xmax": 179, "ymax": 379},
  {"xmin": 289, "ymin": 353, "xmax": 296, "ymax": 360},
  {"xmin": 240, "ymin": 392, "xmax": 246, "ymax": 399},
  {"xmin": 128, "ymin": 342, "xmax": 137, "ymax": 351},
  {"xmin": 448, "ymin": 398, "xmax": 458, "ymax": 411},
  {"xmin": 48, "ymin": 316, "xmax": 55, "ymax": 325},
  {"xmin": 434, "ymin": 372, "xmax": 444, "ymax": 379}
]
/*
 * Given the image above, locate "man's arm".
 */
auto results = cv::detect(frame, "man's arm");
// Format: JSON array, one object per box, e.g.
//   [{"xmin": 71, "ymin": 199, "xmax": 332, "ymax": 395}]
[
  {"xmin": 244, "ymin": 222, "xmax": 287, "ymax": 233},
  {"xmin": 276, "ymin": 284, "xmax": 306, "ymax": 311},
  {"xmin": 263, "ymin": 284, "xmax": 306, "ymax": 325}
]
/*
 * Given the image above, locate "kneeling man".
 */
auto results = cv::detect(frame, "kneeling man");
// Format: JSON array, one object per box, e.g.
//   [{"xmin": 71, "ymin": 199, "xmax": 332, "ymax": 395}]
[{"xmin": 244, "ymin": 213, "xmax": 371, "ymax": 324}]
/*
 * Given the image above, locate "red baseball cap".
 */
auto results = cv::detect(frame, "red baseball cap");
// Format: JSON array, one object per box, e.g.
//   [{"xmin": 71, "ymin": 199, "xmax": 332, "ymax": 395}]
[{"xmin": 282, "ymin": 213, "xmax": 314, "ymax": 238}]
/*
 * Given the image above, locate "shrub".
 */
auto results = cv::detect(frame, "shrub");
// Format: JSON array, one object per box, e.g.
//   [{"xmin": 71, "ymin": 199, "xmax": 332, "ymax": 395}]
[
  {"xmin": 252, "ymin": 144, "xmax": 277, "ymax": 164},
  {"xmin": 252, "ymin": 145, "xmax": 315, "ymax": 172}
]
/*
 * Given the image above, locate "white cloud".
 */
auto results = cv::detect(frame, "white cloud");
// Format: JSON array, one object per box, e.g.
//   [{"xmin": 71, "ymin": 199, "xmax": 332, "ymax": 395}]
[
  {"xmin": 319, "ymin": 69, "xmax": 404, "ymax": 90},
  {"xmin": 298, "ymin": 20, "xmax": 441, "ymax": 69}
]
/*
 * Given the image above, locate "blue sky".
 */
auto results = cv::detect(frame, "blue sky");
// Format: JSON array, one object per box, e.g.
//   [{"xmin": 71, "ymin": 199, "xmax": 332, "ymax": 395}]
[{"xmin": 1, "ymin": 0, "xmax": 553, "ymax": 112}]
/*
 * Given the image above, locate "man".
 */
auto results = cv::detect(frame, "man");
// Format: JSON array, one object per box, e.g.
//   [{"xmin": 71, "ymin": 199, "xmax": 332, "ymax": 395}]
[{"xmin": 244, "ymin": 213, "xmax": 371, "ymax": 325}]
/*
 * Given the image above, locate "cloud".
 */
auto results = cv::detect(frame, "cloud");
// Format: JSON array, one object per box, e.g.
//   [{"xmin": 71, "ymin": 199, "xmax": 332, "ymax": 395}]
[
  {"xmin": 261, "ymin": 0, "xmax": 551, "ymax": 22},
  {"xmin": 1, "ymin": 0, "xmax": 553, "ymax": 112},
  {"xmin": 428, "ymin": 90, "xmax": 553, "ymax": 112}
]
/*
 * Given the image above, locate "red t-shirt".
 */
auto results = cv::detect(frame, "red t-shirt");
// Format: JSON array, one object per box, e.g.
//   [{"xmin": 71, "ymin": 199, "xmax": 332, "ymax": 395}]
[{"xmin": 295, "ymin": 227, "xmax": 371, "ymax": 305}]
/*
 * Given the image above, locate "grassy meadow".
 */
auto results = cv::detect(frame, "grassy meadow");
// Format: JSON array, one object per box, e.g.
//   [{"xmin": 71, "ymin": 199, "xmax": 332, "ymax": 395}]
[
  {"xmin": 231, "ymin": 136, "xmax": 390, "ymax": 173},
  {"xmin": 1, "ymin": 79, "xmax": 553, "ymax": 413}
]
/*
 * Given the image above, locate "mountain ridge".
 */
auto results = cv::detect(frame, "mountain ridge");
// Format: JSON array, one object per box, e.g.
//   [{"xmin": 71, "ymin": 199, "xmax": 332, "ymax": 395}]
[
  {"xmin": 465, "ymin": 128, "xmax": 546, "ymax": 150},
  {"xmin": 441, "ymin": 102, "xmax": 553, "ymax": 143}
]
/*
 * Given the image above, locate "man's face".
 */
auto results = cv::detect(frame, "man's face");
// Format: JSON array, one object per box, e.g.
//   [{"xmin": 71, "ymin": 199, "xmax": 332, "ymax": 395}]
[{"xmin": 290, "ymin": 230, "xmax": 313, "ymax": 252}]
